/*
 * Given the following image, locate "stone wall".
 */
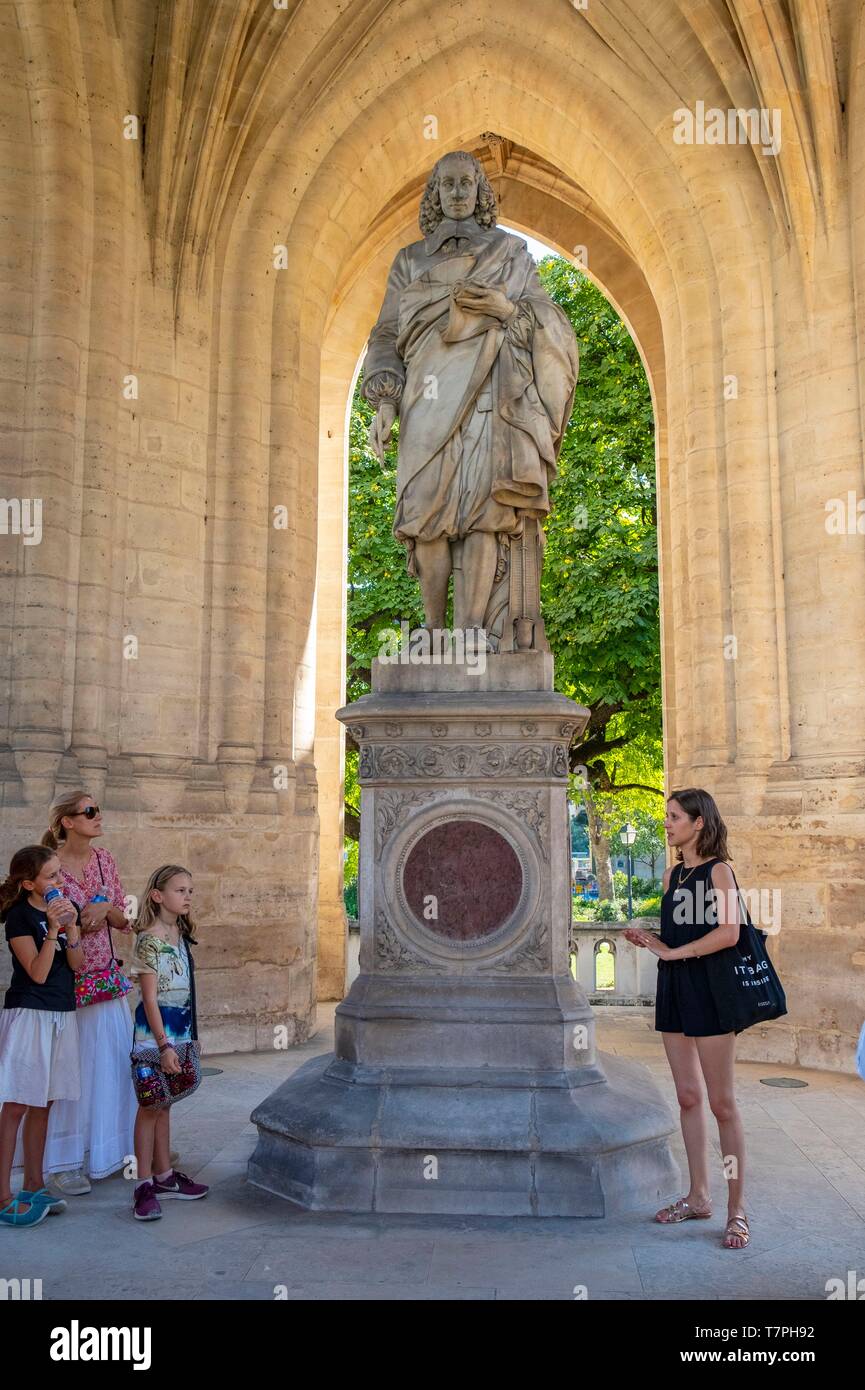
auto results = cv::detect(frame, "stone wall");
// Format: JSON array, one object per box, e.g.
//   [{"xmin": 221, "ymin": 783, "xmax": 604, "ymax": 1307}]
[{"xmin": 0, "ymin": 0, "xmax": 320, "ymax": 1050}]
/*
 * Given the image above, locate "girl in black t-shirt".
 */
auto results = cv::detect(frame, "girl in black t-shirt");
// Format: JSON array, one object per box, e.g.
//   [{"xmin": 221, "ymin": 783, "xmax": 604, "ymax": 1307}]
[{"xmin": 0, "ymin": 845, "xmax": 84, "ymax": 1227}]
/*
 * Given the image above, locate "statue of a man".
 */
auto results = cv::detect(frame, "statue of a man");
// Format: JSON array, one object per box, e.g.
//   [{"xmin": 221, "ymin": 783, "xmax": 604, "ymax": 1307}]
[{"xmin": 363, "ymin": 149, "xmax": 579, "ymax": 649}]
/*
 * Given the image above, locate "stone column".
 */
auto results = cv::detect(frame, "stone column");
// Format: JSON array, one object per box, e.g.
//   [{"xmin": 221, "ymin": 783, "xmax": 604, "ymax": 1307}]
[
  {"xmin": 7, "ymin": 5, "xmax": 88, "ymax": 806},
  {"xmin": 68, "ymin": 1, "xmax": 135, "ymax": 805}
]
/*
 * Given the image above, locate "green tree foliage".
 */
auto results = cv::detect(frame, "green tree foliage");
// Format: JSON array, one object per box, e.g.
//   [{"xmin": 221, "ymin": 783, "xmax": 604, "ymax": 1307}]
[
  {"xmin": 537, "ymin": 256, "xmax": 661, "ymax": 792},
  {"xmin": 346, "ymin": 393, "xmax": 422, "ymax": 705},
  {"xmin": 343, "ymin": 389, "xmax": 417, "ymax": 895},
  {"xmin": 570, "ymin": 728, "xmax": 665, "ymax": 897}
]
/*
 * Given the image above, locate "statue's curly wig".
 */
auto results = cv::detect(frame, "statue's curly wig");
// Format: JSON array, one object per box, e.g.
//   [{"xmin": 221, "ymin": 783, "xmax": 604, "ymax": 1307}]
[{"xmin": 419, "ymin": 151, "xmax": 497, "ymax": 235}]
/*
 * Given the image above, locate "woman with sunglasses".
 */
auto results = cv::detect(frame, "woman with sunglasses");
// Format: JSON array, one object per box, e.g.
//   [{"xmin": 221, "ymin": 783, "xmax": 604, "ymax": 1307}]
[{"xmin": 10, "ymin": 792, "xmax": 138, "ymax": 1196}]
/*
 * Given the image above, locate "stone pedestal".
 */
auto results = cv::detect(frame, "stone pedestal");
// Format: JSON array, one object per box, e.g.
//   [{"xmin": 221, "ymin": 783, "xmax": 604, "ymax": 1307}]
[{"xmin": 250, "ymin": 653, "xmax": 678, "ymax": 1214}]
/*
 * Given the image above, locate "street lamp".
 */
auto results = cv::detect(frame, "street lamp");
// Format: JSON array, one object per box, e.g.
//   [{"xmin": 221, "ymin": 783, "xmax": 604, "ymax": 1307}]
[{"xmin": 620, "ymin": 823, "xmax": 637, "ymax": 919}]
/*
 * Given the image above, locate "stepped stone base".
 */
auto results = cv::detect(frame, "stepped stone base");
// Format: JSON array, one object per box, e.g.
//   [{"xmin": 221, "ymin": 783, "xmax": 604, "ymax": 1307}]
[{"xmin": 249, "ymin": 1050, "xmax": 679, "ymax": 1216}]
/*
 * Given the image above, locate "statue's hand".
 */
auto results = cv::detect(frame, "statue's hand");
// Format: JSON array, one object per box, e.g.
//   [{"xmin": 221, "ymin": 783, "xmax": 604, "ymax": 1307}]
[
  {"xmin": 370, "ymin": 400, "xmax": 397, "ymax": 461},
  {"xmin": 453, "ymin": 284, "xmax": 515, "ymax": 323}
]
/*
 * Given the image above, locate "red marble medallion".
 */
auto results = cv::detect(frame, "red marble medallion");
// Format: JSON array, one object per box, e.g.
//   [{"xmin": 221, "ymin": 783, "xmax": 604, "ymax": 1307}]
[{"xmin": 402, "ymin": 819, "xmax": 522, "ymax": 940}]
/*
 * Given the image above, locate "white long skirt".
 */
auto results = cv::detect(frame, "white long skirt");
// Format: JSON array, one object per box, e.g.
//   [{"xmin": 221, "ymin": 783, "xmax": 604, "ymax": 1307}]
[{"xmin": 13, "ymin": 994, "xmax": 138, "ymax": 1180}]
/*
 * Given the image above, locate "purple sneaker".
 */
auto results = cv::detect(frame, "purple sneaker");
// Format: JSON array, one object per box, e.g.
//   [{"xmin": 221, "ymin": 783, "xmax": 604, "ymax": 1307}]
[
  {"xmin": 152, "ymin": 1169, "xmax": 209, "ymax": 1201},
  {"xmin": 133, "ymin": 1181, "xmax": 162, "ymax": 1221}
]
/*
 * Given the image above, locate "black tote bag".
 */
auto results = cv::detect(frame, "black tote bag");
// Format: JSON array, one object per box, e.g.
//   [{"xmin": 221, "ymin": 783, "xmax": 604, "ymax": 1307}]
[{"xmin": 702, "ymin": 869, "xmax": 787, "ymax": 1034}]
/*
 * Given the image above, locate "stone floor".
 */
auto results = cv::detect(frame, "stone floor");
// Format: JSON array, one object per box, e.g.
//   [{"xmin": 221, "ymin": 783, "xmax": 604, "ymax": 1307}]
[{"xmin": 3, "ymin": 1005, "xmax": 864, "ymax": 1301}]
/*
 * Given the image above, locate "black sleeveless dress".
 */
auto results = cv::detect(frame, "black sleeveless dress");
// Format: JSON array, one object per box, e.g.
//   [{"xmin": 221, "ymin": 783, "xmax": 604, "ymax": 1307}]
[{"xmin": 654, "ymin": 857, "xmax": 731, "ymax": 1037}]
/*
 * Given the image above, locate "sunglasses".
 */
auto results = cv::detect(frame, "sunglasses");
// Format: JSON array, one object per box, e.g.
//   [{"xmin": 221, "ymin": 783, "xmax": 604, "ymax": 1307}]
[{"xmin": 74, "ymin": 806, "xmax": 101, "ymax": 819}]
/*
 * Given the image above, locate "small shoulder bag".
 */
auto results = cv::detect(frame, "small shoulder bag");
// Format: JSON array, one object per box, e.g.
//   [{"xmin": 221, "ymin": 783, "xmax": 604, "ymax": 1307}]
[{"xmin": 74, "ymin": 849, "xmax": 132, "ymax": 1008}]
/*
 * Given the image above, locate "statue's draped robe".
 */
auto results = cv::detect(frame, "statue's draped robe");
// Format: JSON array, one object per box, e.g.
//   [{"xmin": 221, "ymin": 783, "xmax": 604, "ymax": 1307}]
[{"xmin": 363, "ymin": 219, "xmax": 579, "ymax": 576}]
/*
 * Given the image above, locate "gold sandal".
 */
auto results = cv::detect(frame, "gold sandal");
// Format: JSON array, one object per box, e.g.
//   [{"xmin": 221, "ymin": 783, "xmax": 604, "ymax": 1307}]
[
  {"xmin": 723, "ymin": 1214, "xmax": 750, "ymax": 1248},
  {"xmin": 655, "ymin": 1196, "xmax": 712, "ymax": 1223}
]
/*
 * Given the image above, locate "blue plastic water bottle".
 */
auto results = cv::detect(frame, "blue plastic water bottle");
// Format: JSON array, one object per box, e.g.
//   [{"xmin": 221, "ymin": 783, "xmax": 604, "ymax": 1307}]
[
  {"xmin": 44, "ymin": 885, "xmax": 73, "ymax": 936},
  {"xmin": 90, "ymin": 892, "xmax": 109, "ymax": 904}
]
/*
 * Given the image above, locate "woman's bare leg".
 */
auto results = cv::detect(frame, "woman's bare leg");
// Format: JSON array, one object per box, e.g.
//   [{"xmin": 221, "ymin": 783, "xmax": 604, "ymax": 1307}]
[
  {"xmin": 696, "ymin": 1033, "xmax": 747, "ymax": 1244},
  {"xmin": 660, "ymin": 1032, "xmax": 712, "ymax": 1209}
]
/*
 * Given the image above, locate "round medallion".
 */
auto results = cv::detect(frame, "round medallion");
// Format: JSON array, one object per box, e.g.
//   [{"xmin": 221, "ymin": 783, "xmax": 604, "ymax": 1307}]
[{"xmin": 401, "ymin": 819, "xmax": 523, "ymax": 940}]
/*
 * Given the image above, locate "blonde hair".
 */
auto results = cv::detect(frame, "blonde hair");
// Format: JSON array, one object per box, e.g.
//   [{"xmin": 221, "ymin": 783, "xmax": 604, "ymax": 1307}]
[
  {"xmin": 134, "ymin": 864, "xmax": 197, "ymax": 942},
  {"xmin": 42, "ymin": 789, "xmax": 93, "ymax": 849}
]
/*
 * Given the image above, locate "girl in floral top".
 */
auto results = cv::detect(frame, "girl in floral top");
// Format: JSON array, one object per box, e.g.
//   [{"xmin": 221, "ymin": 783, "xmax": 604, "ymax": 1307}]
[
  {"xmin": 11, "ymin": 792, "xmax": 137, "ymax": 1196},
  {"xmin": 128, "ymin": 865, "xmax": 208, "ymax": 1221}
]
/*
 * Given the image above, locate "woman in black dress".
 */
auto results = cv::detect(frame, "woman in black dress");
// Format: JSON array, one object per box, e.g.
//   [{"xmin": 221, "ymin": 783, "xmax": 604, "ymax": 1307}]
[{"xmin": 624, "ymin": 788, "xmax": 750, "ymax": 1249}]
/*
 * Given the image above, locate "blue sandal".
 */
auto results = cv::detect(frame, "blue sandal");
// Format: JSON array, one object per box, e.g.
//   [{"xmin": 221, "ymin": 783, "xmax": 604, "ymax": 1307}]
[
  {"xmin": 17, "ymin": 1186, "xmax": 67, "ymax": 1215},
  {"xmin": 0, "ymin": 1192, "xmax": 50, "ymax": 1227}
]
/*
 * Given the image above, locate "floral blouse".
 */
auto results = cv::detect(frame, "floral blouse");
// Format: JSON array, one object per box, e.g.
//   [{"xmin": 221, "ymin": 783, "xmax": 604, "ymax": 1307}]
[
  {"xmin": 128, "ymin": 930, "xmax": 193, "ymax": 1046},
  {"xmin": 59, "ymin": 846, "xmax": 129, "ymax": 973}
]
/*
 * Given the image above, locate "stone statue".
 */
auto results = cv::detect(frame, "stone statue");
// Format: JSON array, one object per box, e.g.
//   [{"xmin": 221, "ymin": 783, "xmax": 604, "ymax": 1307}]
[{"xmin": 363, "ymin": 149, "xmax": 579, "ymax": 651}]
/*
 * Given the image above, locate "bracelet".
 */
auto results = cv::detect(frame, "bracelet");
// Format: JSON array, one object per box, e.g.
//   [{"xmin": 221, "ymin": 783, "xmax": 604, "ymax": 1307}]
[{"xmin": 157, "ymin": 1042, "xmax": 172, "ymax": 1052}]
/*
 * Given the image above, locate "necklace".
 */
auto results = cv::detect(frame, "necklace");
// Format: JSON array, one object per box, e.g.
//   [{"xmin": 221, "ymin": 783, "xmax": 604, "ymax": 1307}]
[{"xmin": 677, "ymin": 860, "xmax": 702, "ymax": 885}]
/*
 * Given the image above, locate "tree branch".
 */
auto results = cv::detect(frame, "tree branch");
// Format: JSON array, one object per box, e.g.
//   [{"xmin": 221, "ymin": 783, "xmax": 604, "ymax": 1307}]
[
  {"xmin": 600, "ymin": 781, "xmax": 664, "ymax": 797},
  {"xmin": 344, "ymin": 805, "xmax": 360, "ymax": 842},
  {"xmin": 347, "ymin": 662, "xmax": 372, "ymax": 691},
  {"xmin": 571, "ymin": 733, "xmax": 629, "ymax": 766}
]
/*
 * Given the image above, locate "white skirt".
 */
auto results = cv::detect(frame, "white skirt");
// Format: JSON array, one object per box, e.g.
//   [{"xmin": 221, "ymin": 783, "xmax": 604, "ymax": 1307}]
[
  {"xmin": 0, "ymin": 1007, "xmax": 80, "ymax": 1107},
  {"xmin": 12, "ymin": 994, "xmax": 138, "ymax": 1181}
]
